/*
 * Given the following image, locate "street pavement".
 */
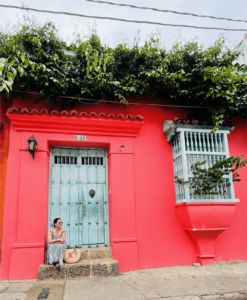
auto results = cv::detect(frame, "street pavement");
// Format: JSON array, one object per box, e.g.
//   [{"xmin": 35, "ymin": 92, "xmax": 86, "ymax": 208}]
[{"xmin": 0, "ymin": 261, "xmax": 246, "ymax": 300}]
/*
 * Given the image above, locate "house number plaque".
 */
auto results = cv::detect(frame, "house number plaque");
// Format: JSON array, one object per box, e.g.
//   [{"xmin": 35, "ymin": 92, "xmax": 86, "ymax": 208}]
[{"xmin": 74, "ymin": 135, "xmax": 87, "ymax": 141}]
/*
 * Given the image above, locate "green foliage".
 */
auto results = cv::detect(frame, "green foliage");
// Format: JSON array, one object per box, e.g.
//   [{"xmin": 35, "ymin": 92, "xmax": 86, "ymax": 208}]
[
  {"xmin": 0, "ymin": 17, "xmax": 246, "ymax": 129},
  {"xmin": 162, "ymin": 38, "xmax": 247, "ymax": 133},
  {"xmin": 175, "ymin": 155, "xmax": 247, "ymax": 196}
]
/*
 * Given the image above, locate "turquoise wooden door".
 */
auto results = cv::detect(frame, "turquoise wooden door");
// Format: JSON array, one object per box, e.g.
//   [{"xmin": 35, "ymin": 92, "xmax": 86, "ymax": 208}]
[{"xmin": 49, "ymin": 147, "xmax": 109, "ymax": 248}]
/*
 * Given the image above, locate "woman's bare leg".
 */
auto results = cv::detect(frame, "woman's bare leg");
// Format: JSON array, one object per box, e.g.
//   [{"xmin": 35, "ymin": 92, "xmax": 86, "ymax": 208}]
[{"xmin": 55, "ymin": 263, "xmax": 60, "ymax": 267}]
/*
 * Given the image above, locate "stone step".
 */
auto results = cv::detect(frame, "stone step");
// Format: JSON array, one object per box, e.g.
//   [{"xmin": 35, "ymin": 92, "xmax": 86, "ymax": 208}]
[
  {"xmin": 38, "ymin": 258, "xmax": 119, "ymax": 280},
  {"xmin": 41, "ymin": 247, "xmax": 118, "ymax": 280},
  {"xmin": 77, "ymin": 247, "xmax": 113, "ymax": 261}
]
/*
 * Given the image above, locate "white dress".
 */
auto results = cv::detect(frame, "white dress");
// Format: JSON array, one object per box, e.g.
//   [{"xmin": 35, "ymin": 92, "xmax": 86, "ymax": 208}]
[{"xmin": 47, "ymin": 228, "xmax": 68, "ymax": 269}]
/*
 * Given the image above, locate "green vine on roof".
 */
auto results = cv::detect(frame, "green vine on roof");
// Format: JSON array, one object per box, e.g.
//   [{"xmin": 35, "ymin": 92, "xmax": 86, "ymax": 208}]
[{"xmin": 0, "ymin": 16, "xmax": 246, "ymax": 132}]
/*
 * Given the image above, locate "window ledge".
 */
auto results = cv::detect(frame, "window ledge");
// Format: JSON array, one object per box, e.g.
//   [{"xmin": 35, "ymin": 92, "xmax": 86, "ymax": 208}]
[{"xmin": 176, "ymin": 198, "xmax": 239, "ymax": 204}]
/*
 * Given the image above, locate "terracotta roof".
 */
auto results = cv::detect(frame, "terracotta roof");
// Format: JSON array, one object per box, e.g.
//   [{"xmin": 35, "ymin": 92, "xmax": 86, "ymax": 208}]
[
  {"xmin": 172, "ymin": 117, "xmax": 234, "ymax": 127},
  {"xmin": 7, "ymin": 108, "xmax": 144, "ymax": 121}
]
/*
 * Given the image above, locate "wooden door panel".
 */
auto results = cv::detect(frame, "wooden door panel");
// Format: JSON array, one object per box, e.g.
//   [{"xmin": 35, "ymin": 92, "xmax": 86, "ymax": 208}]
[
  {"xmin": 78, "ymin": 181, "xmax": 83, "ymax": 247},
  {"xmin": 88, "ymin": 164, "xmax": 97, "ymax": 183},
  {"xmin": 97, "ymin": 159, "xmax": 105, "ymax": 183},
  {"xmin": 70, "ymin": 164, "xmax": 79, "ymax": 247},
  {"xmin": 87, "ymin": 183, "xmax": 98, "ymax": 245},
  {"xmin": 79, "ymin": 161, "xmax": 88, "ymax": 183},
  {"xmin": 60, "ymin": 165, "xmax": 70, "ymax": 243},
  {"xmin": 49, "ymin": 147, "xmax": 109, "ymax": 248},
  {"xmin": 82, "ymin": 184, "xmax": 89, "ymax": 245},
  {"xmin": 97, "ymin": 184, "xmax": 105, "ymax": 244},
  {"xmin": 50, "ymin": 164, "xmax": 61, "ymax": 229}
]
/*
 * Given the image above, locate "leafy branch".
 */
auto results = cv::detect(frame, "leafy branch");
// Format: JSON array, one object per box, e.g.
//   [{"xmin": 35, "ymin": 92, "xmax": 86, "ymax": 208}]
[
  {"xmin": 0, "ymin": 53, "xmax": 34, "ymax": 92},
  {"xmin": 175, "ymin": 155, "xmax": 247, "ymax": 196}
]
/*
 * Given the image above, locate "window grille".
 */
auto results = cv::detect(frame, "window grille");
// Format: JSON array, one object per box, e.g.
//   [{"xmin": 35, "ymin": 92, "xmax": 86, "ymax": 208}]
[
  {"xmin": 81, "ymin": 157, "xmax": 103, "ymax": 165},
  {"xmin": 168, "ymin": 125, "xmax": 238, "ymax": 203},
  {"xmin": 52, "ymin": 148, "xmax": 105, "ymax": 166},
  {"xmin": 54, "ymin": 156, "xmax": 77, "ymax": 164}
]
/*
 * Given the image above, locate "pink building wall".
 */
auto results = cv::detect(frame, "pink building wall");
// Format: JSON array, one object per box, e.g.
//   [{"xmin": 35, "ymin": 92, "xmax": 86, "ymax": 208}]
[{"xmin": 1, "ymin": 96, "xmax": 246, "ymax": 280}]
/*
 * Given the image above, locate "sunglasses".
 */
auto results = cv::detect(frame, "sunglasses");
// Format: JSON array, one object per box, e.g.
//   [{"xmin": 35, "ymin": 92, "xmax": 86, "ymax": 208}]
[{"xmin": 57, "ymin": 221, "xmax": 63, "ymax": 225}]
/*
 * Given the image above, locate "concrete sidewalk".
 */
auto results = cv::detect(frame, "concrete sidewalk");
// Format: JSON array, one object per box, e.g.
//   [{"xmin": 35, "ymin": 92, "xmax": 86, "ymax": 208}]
[{"xmin": 0, "ymin": 261, "xmax": 246, "ymax": 300}]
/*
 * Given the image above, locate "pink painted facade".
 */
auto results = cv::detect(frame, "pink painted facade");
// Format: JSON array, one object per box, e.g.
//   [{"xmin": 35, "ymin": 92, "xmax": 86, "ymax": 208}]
[{"xmin": 1, "ymin": 95, "xmax": 247, "ymax": 280}]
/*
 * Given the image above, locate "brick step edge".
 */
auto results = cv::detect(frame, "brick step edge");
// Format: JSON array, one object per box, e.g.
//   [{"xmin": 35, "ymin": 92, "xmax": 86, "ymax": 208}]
[{"xmin": 38, "ymin": 259, "xmax": 119, "ymax": 280}]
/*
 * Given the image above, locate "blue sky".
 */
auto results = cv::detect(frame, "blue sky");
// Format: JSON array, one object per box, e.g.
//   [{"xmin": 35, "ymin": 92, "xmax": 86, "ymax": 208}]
[{"xmin": 0, "ymin": 0, "xmax": 246, "ymax": 48}]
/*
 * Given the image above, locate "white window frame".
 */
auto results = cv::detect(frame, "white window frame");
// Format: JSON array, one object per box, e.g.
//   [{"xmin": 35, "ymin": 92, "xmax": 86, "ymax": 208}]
[{"xmin": 163, "ymin": 121, "xmax": 239, "ymax": 203}]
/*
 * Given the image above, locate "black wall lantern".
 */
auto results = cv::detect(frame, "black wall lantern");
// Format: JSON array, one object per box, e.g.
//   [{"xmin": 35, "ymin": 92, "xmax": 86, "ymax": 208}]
[{"xmin": 26, "ymin": 135, "xmax": 38, "ymax": 159}]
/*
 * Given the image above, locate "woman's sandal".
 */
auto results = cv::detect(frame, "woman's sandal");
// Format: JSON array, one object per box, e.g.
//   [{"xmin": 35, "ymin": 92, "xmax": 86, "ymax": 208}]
[
  {"xmin": 49, "ymin": 264, "xmax": 54, "ymax": 268},
  {"xmin": 55, "ymin": 263, "xmax": 60, "ymax": 267}
]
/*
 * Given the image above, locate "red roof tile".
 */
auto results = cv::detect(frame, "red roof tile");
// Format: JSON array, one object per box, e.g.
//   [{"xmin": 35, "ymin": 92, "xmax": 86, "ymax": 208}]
[{"xmin": 7, "ymin": 108, "xmax": 144, "ymax": 121}]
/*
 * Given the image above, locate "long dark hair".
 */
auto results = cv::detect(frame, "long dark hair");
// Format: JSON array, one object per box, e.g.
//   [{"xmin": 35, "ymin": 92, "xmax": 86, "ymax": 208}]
[{"xmin": 53, "ymin": 218, "xmax": 61, "ymax": 228}]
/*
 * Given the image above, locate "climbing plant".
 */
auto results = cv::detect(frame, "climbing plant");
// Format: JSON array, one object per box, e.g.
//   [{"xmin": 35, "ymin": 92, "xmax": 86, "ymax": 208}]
[{"xmin": 0, "ymin": 17, "xmax": 246, "ymax": 131}]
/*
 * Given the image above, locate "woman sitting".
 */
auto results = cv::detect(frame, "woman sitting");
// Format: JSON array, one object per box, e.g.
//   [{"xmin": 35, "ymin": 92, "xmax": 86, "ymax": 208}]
[{"xmin": 47, "ymin": 218, "xmax": 68, "ymax": 269}]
